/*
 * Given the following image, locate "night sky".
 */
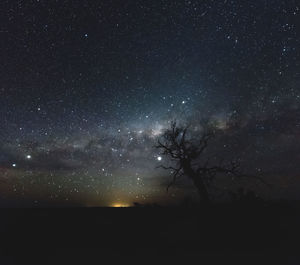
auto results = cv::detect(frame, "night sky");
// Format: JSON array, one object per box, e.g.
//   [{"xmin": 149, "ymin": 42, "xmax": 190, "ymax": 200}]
[{"xmin": 1, "ymin": 0, "xmax": 300, "ymax": 206}]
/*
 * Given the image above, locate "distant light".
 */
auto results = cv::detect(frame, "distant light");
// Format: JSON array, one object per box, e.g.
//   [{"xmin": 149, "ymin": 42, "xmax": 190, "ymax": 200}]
[
  {"xmin": 182, "ymin": 100, "xmax": 186, "ymax": 104},
  {"xmin": 26, "ymin": 155, "xmax": 32, "ymax": 159},
  {"xmin": 157, "ymin": 156, "xmax": 162, "ymax": 161},
  {"xmin": 12, "ymin": 163, "xmax": 17, "ymax": 167},
  {"xmin": 112, "ymin": 203, "xmax": 130, "ymax": 207}
]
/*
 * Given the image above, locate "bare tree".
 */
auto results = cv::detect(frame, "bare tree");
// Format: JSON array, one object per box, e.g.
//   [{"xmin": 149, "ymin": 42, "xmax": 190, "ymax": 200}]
[{"xmin": 156, "ymin": 121, "xmax": 267, "ymax": 203}]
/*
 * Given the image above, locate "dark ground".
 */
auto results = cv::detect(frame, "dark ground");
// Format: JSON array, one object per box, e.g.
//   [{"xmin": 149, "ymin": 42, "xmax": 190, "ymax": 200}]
[{"xmin": 0, "ymin": 203, "xmax": 300, "ymax": 264}]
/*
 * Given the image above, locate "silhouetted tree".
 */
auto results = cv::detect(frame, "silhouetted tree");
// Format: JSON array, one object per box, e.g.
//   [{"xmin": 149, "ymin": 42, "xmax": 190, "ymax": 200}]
[{"xmin": 156, "ymin": 121, "xmax": 267, "ymax": 203}]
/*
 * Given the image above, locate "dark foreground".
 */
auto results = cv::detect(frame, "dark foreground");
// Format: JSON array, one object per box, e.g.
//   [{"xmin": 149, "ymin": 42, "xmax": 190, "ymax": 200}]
[{"xmin": 0, "ymin": 203, "xmax": 300, "ymax": 264}]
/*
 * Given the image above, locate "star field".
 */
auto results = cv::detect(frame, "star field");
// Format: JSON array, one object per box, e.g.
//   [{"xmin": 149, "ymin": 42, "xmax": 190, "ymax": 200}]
[{"xmin": 1, "ymin": 0, "xmax": 300, "ymax": 206}]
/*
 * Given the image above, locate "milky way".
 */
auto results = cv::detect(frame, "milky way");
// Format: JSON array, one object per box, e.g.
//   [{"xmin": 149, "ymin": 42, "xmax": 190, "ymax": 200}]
[{"xmin": 1, "ymin": 0, "xmax": 300, "ymax": 206}]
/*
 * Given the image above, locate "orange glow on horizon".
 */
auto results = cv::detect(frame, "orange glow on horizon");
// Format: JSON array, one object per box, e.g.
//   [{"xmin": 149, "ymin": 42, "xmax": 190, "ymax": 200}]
[{"xmin": 111, "ymin": 203, "xmax": 130, "ymax": 207}]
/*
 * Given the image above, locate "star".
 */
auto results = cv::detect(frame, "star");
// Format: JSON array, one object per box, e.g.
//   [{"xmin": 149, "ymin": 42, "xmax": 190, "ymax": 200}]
[{"xmin": 1, "ymin": 0, "xmax": 299, "ymax": 207}]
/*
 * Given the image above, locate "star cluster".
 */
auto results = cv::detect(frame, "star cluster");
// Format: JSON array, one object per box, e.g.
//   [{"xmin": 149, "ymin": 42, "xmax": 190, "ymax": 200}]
[{"xmin": 1, "ymin": 0, "xmax": 300, "ymax": 206}]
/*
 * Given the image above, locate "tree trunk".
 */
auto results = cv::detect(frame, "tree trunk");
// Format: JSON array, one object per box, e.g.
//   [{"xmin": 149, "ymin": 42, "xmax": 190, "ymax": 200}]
[
  {"xmin": 192, "ymin": 176, "xmax": 210, "ymax": 203},
  {"xmin": 182, "ymin": 160, "xmax": 210, "ymax": 203}
]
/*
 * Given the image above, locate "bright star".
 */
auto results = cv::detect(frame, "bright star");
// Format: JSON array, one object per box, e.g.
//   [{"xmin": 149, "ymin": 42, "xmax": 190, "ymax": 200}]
[
  {"xmin": 157, "ymin": 156, "xmax": 162, "ymax": 161},
  {"xmin": 26, "ymin": 155, "xmax": 32, "ymax": 159},
  {"xmin": 12, "ymin": 163, "xmax": 17, "ymax": 167}
]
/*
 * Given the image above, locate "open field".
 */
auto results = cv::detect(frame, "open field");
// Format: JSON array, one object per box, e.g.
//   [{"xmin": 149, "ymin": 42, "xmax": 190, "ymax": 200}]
[{"xmin": 1, "ymin": 203, "xmax": 300, "ymax": 264}]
